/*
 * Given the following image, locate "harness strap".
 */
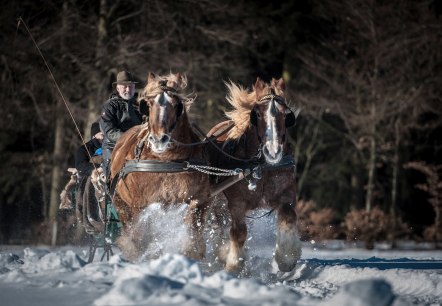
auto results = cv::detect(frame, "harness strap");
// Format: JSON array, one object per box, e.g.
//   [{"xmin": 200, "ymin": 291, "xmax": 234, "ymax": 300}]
[
  {"xmin": 108, "ymin": 159, "xmax": 204, "ymax": 197},
  {"xmin": 121, "ymin": 159, "xmax": 200, "ymax": 175}
]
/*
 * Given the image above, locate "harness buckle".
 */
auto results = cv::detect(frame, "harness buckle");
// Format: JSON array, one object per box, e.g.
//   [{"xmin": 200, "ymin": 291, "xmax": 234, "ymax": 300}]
[
  {"xmin": 248, "ymin": 179, "xmax": 257, "ymax": 191},
  {"xmin": 252, "ymin": 166, "xmax": 262, "ymax": 180},
  {"xmin": 183, "ymin": 161, "xmax": 190, "ymax": 170}
]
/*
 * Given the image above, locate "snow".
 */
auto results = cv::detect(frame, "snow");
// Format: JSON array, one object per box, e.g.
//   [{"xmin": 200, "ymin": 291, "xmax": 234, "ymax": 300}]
[{"xmin": 0, "ymin": 209, "xmax": 441, "ymax": 306}]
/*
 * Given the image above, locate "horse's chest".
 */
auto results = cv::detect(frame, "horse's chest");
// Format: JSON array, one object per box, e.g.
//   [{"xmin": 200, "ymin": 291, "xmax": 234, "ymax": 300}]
[
  {"xmin": 120, "ymin": 172, "xmax": 209, "ymax": 206},
  {"xmin": 228, "ymin": 170, "xmax": 295, "ymax": 205}
]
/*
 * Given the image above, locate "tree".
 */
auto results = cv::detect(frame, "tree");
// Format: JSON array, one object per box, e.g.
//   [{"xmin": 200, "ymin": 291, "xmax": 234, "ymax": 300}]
[
  {"xmin": 405, "ymin": 162, "xmax": 442, "ymax": 241},
  {"xmin": 290, "ymin": 0, "xmax": 442, "ymax": 213}
]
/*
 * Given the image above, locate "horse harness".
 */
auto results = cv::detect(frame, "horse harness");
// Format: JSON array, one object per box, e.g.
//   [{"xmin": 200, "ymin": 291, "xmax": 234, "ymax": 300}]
[{"xmin": 108, "ymin": 91, "xmax": 296, "ymax": 198}]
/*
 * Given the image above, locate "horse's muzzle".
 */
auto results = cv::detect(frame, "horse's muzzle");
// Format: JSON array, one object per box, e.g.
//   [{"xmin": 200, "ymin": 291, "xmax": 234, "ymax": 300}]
[
  {"xmin": 148, "ymin": 134, "xmax": 171, "ymax": 153},
  {"xmin": 262, "ymin": 144, "xmax": 283, "ymax": 164}
]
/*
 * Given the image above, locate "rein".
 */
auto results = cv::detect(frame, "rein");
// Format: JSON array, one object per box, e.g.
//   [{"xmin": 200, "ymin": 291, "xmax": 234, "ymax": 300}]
[{"xmin": 192, "ymin": 123, "xmax": 263, "ymax": 163}]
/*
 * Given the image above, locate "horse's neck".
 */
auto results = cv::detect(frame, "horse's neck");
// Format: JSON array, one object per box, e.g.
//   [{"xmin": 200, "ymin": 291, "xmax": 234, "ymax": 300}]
[
  {"xmin": 170, "ymin": 119, "xmax": 200, "ymax": 158},
  {"xmin": 283, "ymin": 141, "xmax": 292, "ymax": 155},
  {"xmin": 237, "ymin": 127, "xmax": 261, "ymax": 157},
  {"xmin": 174, "ymin": 118, "xmax": 194, "ymax": 142}
]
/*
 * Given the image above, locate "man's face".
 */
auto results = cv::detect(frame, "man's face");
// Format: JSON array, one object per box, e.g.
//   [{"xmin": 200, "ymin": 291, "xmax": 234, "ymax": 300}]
[{"xmin": 116, "ymin": 84, "xmax": 135, "ymax": 100}]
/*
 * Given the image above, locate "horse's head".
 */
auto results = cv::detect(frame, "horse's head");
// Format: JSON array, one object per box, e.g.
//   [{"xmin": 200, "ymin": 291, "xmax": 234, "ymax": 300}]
[
  {"xmin": 138, "ymin": 72, "xmax": 189, "ymax": 154},
  {"xmin": 250, "ymin": 77, "xmax": 297, "ymax": 164}
]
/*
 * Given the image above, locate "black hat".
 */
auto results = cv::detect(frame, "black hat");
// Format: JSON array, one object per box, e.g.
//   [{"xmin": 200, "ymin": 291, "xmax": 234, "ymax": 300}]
[
  {"xmin": 90, "ymin": 122, "xmax": 101, "ymax": 138},
  {"xmin": 112, "ymin": 70, "xmax": 138, "ymax": 87}
]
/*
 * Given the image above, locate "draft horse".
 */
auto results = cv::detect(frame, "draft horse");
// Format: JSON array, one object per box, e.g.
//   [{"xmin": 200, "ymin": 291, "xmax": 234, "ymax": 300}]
[
  {"xmin": 109, "ymin": 72, "xmax": 210, "ymax": 261},
  {"xmin": 207, "ymin": 77, "xmax": 301, "ymax": 272}
]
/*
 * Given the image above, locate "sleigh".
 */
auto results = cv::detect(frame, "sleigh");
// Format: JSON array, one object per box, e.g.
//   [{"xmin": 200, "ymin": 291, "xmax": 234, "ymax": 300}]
[{"xmin": 59, "ymin": 166, "xmax": 121, "ymax": 262}]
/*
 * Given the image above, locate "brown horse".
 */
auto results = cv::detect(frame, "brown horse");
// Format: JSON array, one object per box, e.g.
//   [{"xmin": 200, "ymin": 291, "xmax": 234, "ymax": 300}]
[
  {"xmin": 109, "ymin": 72, "xmax": 210, "ymax": 261},
  {"xmin": 207, "ymin": 77, "xmax": 301, "ymax": 272}
]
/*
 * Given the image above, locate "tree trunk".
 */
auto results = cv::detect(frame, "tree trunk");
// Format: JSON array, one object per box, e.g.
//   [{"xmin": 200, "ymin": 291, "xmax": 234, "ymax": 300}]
[
  {"xmin": 390, "ymin": 119, "xmax": 400, "ymax": 217},
  {"xmin": 365, "ymin": 104, "xmax": 376, "ymax": 212},
  {"xmin": 85, "ymin": 0, "xmax": 109, "ymax": 138},
  {"xmin": 48, "ymin": 99, "xmax": 65, "ymax": 245},
  {"xmin": 297, "ymin": 122, "xmax": 320, "ymax": 197},
  {"xmin": 48, "ymin": 0, "xmax": 70, "ymax": 246}
]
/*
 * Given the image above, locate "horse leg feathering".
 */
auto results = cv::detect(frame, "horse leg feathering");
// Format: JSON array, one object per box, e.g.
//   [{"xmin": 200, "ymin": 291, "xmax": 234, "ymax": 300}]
[{"xmin": 274, "ymin": 202, "xmax": 302, "ymax": 272}]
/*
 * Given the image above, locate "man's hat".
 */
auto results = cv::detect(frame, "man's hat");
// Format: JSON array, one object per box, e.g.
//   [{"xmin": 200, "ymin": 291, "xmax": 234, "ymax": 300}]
[
  {"xmin": 90, "ymin": 121, "xmax": 101, "ymax": 138},
  {"xmin": 112, "ymin": 70, "xmax": 138, "ymax": 87}
]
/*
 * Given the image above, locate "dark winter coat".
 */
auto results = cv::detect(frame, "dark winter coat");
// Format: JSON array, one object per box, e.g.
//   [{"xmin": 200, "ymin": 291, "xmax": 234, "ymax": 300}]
[
  {"xmin": 99, "ymin": 92, "xmax": 142, "ymax": 151},
  {"xmin": 74, "ymin": 138, "xmax": 102, "ymax": 179}
]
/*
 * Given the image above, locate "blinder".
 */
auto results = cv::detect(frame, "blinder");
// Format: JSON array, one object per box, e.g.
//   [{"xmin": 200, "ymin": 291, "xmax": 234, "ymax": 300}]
[
  {"xmin": 175, "ymin": 101, "xmax": 184, "ymax": 118},
  {"xmin": 285, "ymin": 111, "xmax": 296, "ymax": 127},
  {"xmin": 250, "ymin": 107, "xmax": 258, "ymax": 126},
  {"xmin": 139, "ymin": 98, "xmax": 149, "ymax": 117}
]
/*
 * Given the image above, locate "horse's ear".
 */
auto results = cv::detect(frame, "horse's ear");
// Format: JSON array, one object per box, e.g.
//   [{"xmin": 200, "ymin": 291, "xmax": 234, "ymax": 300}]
[
  {"xmin": 254, "ymin": 78, "xmax": 267, "ymax": 100},
  {"xmin": 175, "ymin": 73, "xmax": 187, "ymax": 89},
  {"xmin": 147, "ymin": 72, "xmax": 156, "ymax": 83},
  {"xmin": 254, "ymin": 77, "xmax": 266, "ymax": 94},
  {"xmin": 175, "ymin": 101, "xmax": 184, "ymax": 117},
  {"xmin": 275, "ymin": 78, "xmax": 285, "ymax": 91}
]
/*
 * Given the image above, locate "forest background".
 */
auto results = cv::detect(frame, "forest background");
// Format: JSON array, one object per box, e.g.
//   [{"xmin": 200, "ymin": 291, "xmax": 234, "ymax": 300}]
[{"xmin": 0, "ymin": 0, "xmax": 441, "ymax": 248}]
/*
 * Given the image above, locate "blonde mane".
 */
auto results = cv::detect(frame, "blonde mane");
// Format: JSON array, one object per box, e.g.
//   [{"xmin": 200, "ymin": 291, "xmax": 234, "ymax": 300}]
[
  {"xmin": 138, "ymin": 73, "xmax": 195, "ymax": 111},
  {"xmin": 225, "ymin": 79, "xmax": 285, "ymax": 140}
]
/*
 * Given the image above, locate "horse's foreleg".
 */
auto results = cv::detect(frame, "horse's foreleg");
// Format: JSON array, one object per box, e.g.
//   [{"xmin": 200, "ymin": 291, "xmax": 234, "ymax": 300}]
[
  {"xmin": 275, "ymin": 202, "xmax": 302, "ymax": 272},
  {"xmin": 114, "ymin": 199, "xmax": 143, "ymax": 262},
  {"xmin": 222, "ymin": 214, "xmax": 247, "ymax": 272},
  {"xmin": 209, "ymin": 197, "xmax": 230, "ymax": 261},
  {"xmin": 116, "ymin": 225, "xmax": 144, "ymax": 262},
  {"xmin": 182, "ymin": 200, "xmax": 207, "ymax": 260}
]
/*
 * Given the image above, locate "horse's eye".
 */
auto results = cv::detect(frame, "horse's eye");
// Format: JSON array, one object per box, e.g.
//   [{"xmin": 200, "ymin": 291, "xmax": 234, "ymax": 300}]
[{"xmin": 255, "ymin": 111, "xmax": 261, "ymax": 119}]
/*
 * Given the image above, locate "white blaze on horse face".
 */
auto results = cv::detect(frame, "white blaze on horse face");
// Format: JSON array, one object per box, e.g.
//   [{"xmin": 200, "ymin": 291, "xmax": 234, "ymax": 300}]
[
  {"xmin": 148, "ymin": 92, "xmax": 172, "ymax": 153},
  {"xmin": 155, "ymin": 92, "xmax": 168, "ymax": 124},
  {"xmin": 263, "ymin": 101, "xmax": 283, "ymax": 164}
]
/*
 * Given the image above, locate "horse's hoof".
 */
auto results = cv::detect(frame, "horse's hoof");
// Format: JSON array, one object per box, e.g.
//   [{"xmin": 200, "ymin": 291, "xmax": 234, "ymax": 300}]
[
  {"xmin": 275, "ymin": 252, "xmax": 300, "ymax": 272},
  {"xmin": 275, "ymin": 229, "xmax": 302, "ymax": 272},
  {"xmin": 276, "ymin": 260, "xmax": 297, "ymax": 272},
  {"xmin": 225, "ymin": 252, "xmax": 245, "ymax": 272},
  {"xmin": 182, "ymin": 246, "xmax": 205, "ymax": 260},
  {"xmin": 183, "ymin": 252, "xmax": 205, "ymax": 261},
  {"xmin": 225, "ymin": 261, "xmax": 243, "ymax": 273}
]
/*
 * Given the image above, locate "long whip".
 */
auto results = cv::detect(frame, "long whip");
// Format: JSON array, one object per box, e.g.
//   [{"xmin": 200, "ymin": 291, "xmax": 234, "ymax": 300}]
[{"xmin": 17, "ymin": 17, "xmax": 96, "ymax": 164}]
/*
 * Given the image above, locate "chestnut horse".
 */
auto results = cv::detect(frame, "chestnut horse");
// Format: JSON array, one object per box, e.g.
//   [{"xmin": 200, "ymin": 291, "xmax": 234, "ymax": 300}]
[
  {"xmin": 207, "ymin": 77, "xmax": 301, "ymax": 272},
  {"xmin": 109, "ymin": 72, "xmax": 210, "ymax": 261}
]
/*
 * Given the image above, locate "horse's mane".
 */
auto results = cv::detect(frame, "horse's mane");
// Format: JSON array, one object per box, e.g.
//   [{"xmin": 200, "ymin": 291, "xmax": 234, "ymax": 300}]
[
  {"xmin": 138, "ymin": 73, "xmax": 195, "ymax": 112},
  {"xmin": 224, "ymin": 79, "xmax": 285, "ymax": 140}
]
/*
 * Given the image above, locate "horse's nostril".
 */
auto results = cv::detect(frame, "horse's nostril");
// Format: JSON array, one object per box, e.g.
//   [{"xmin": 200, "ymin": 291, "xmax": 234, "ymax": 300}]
[
  {"xmin": 148, "ymin": 135, "xmax": 155, "ymax": 142},
  {"xmin": 160, "ymin": 135, "xmax": 170, "ymax": 143}
]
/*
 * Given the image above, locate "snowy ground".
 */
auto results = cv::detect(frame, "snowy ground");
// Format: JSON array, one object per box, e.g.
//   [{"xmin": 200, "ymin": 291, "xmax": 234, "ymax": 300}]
[{"xmin": 0, "ymin": 207, "xmax": 441, "ymax": 306}]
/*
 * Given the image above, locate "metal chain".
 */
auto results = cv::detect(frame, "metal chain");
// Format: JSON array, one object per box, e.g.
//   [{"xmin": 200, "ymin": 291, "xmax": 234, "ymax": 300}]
[{"xmin": 184, "ymin": 162, "xmax": 242, "ymax": 176}]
